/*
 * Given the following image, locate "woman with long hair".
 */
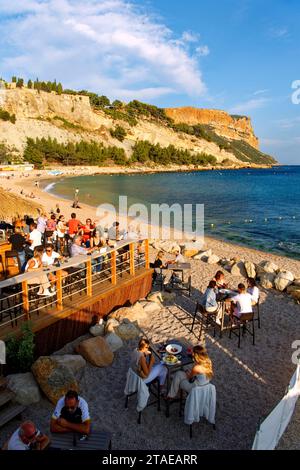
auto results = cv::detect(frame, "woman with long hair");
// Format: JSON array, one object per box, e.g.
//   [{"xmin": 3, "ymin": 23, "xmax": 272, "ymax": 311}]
[{"xmin": 167, "ymin": 345, "xmax": 213, "ymax": 399}]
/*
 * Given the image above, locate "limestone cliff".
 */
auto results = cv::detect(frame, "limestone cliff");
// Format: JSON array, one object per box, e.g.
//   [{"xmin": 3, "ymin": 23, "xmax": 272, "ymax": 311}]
[
  {"xmin": 0, "ymin": 88, "xmax": 275, "ymax": 167},
  {"xmin": 165, "ymin": 107, "xmax": 259, "ymax": 149}
]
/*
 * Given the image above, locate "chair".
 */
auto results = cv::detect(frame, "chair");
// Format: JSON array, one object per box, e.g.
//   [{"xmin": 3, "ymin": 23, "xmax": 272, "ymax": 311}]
[
  {"xmin": 229, "ymin": 312, "xmax": 255, "ymax": 348},
  {"xmin": 179, "ymin": 384, "xmax": 216, "ymax": 438},
  {"xmin": 0, "ymin": 285, "xmax": 23, "ymax": 327},
  {"xmin": 4, "ymin": 251, "xmax": 21, "ymax": 278},
  {"xmin": 191, "ymin": 302, "xmax": 217, "ymax": 341},
  {"xmin": 152, "ymin": 268, "xmax": 166, "ymax": 291},
  {"xmin": 254, "ymin": 297, "xmax": 261, "ymax": 329},
  {"xmin": 124, "ymin": 368, "xmax": 160, "ymax": 424}
]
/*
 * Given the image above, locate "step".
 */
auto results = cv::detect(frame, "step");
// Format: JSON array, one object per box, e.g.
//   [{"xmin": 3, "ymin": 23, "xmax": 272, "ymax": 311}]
[
  {"xmin": 0, "ymin": 390, "xmax": 14, "ymax": 408},
  {"xmin": 0, "ymin": 403, "xmax": 26, "ymax": 428}
]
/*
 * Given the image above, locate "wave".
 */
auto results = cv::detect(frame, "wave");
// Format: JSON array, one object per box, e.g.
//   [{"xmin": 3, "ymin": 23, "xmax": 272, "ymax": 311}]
[{"xmin": 44, "ymin": 182, "xmax": 56, "ymax": 193}]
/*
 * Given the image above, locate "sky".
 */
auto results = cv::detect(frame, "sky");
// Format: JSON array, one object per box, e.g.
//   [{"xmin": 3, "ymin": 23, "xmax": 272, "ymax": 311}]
[{"xmin": 0, "ymin": 0, "xmax": 299, "ymax": 163}]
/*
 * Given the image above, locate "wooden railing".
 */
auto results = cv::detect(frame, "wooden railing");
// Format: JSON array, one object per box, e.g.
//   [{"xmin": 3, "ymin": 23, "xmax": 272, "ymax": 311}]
[{"xmin": 0, "ymin": 239, "xmax": 150, "ymax": 332}]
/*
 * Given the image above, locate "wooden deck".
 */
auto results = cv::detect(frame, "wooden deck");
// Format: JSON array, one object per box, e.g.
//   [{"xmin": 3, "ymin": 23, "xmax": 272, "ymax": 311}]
[{"xmin": 0, "ymin": 266, "xmax": 152, "ymax": 356}]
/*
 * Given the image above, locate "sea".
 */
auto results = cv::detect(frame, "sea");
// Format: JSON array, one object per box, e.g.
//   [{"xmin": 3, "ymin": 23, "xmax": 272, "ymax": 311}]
[{"xmin": 45, "ymin": 165, "xmax": 300, "ymax": 260}]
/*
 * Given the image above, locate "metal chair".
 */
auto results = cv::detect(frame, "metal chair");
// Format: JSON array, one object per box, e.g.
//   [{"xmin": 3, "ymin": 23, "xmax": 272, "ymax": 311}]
[
  {"xmin": 179, "ymin": 385, "xmax": 217, "ymax": 438},
  {"xmin": 229, "ymin": 312, "xmax": 255, "ymax": 348},
  {"xmin": 254, "ymin": 297, "xmax": 261, "ymax": 329},
  {"xmin": 190, "ymin": 302, "xmax": 217, "ymax": 341},
  {"xmin": 124, "ymin": 370, "xmax": 161, "ymax": 424}
]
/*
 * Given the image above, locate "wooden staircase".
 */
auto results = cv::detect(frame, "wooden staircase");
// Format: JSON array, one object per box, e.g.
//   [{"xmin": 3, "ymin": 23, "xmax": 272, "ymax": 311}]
[{"xmin": 0, "ymin": 376, "xmax": 26, "ymax": 429}]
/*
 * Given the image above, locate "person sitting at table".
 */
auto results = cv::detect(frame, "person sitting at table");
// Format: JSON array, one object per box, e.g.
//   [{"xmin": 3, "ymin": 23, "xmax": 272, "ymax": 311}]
[
  {"xmin": 201, "ymin": 280, "xmax": 223, "ymax": 324},
  {"xmin": 166, "ymin": 248, "xmax": 185, "ymax": 265},
  {"xmin": 5, "ymin": 421, "xmax": 50, "ymax": 451},
  {"xmin": 42, "ymin": 243, "xmax": 67, "ymax": 283},
  {"xmin": 50, "ymin": 390, "xmax": 91, "ymax": 435},
  {"xmin": 167, "ymin": 346, "xmax": 213, "ymax": 399},
  {"xmin": 228, "ymin": 283, "xmax": 253, "ymax": 319},
  {"xmin": 130, "ymin": 338, "xmax": 167, "ymax": 388},
  {"xmin": 25, "ymin": 247, "xmax": 55, "ymax": 297},
  {"xmin": 80, "ymin": 218, "xmax": 95, "ymax": 248},
  {"xmin": 247, "ymin": 278, "xmax": 260, "ymax": 305},
  {"xmin": 213, "ymin": 270, "xmax": 228, "ymax": 289},
  {"xmin": 107, "ymin": 221, "xmax": 121, "ymax": 241}
]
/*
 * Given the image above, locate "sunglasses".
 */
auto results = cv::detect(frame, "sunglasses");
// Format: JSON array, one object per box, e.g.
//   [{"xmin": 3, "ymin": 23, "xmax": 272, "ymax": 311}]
[{"xmin": 46, "ymin": 250, "xmax": 52, "ymax": 253}]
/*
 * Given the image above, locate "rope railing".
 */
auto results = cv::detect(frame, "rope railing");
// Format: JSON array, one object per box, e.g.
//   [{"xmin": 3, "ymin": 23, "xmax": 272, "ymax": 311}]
[{"xmin": 0, "ymin": 239, "xmax": 150, "ymax": 331}]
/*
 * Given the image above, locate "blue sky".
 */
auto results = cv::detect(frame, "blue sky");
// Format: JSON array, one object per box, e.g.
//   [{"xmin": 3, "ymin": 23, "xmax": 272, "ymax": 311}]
[{"xmin": 0, "ymin": 0, "xmax": 299, "ymax": 163}]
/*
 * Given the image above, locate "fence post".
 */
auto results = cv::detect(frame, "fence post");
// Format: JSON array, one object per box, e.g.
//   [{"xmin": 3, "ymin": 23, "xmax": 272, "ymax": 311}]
[
  {"xmin": 111, "ymin": 250, "xmax": 117, "ymax": 285},
  {"xmin": 86, "ymin": 259, "xmax": 92, "ymax": 296},
  {"xmin": 130, "ymin": 242, "xmax": 135, "ymax": 276},
  {"xmin": 22, "ymin": 280, "xmax": 30, "ymax": 321},
  {"xmin": 56, "ymin": 269, "xmax": 63, "ymax": 310},
  {"xmin": 144, "ymin": 239, "xmax": 150, "ymax": 269}
]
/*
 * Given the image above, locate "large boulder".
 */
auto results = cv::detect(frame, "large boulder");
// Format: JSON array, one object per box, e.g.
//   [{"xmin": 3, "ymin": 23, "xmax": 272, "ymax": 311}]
[
  {"xmin": 7, "ymin": 372, "xmax": 41, "ymax": 406},
  {"xmin": 89, "ymin": 323, "xmax": 106, "ymax": 337},
  {"xmin": 105, "ymin": 318, "xmax": 120, "ymax": 334},
  {"xmin": 183, "ymin": 241, "xmax": 204, "ymax": 258},
  {"xmin": 115, "ymin": 321, "xmax": 140, "ymax": 341},
  {"xmin": 193, "ymin": 249, "xmax": 212, "ymax": 261},
  {"xmin": 291, "ymin": 290, "xmax": 300, "ymax": 302},
  {"xmin": 110, "ymin": 303, "xmax": 148, "ymax": 327},
  {"xmin": 244, "ymin": 261, "xmax": 256, "ymax": 279},
  {"xmin": 31, "ymin": 357, "xmax": 78, "ymax": 404},
  {"xmin": 152, "ymin": 240, "xmax": 181, "ymax": 254},
  {"xmin": 231, "ymin": 261, "xmax": 247, "ymax": 278},
  {"xmin": 274, "ymin": 271, "xmax": 295, "ymax": 292},
  {"xmin": 259, "ymin": 273, "xmax": 276, "ymax": 289},
  {"xmin": 105, "ymin": 333, "xmax": 124, "ymax": 352},
  {"xmin": 143, "ymin": 301, "xmax": 162, "ymax": 315},
  {"xmin": 51, "ymin": 355, "xmax": 86, "ymax": 374},
  {"xmin": 287, "ymin": 285, "xmax": 300, "ymax": 295},
  {"xmin": 147, "ymin": 292, "xmax": 163, "ymax": 305},
  {"xmin": 76, "ymin": 337, "xmax": 114, "ymax": 368},
  {"xmin": 206, "ymin": 254, "xmax": 220, "ymax": 265},
  {"xmin": 258, "ymin": 261, "xmax": 279, "ymax": 274}
]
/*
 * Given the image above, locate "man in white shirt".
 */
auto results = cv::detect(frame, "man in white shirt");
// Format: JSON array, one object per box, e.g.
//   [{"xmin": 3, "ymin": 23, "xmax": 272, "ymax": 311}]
[
  {"xmin": 42, "ymin": 244, "xmax": 61, "ymax": 266},
  {"xmin": 50, "ymin": 390, "xmax": 91, "ymax": 435},
  {"xmin": 229, "ymin": 283, "xmax": 253, "ymax": 318},
  {"xmin": 28, "ymin": 223, "xmax": 42, "ymax": 251},
  {"xmin": 7, "ymin": 421, "xmax": 49, "ymax": 450}
]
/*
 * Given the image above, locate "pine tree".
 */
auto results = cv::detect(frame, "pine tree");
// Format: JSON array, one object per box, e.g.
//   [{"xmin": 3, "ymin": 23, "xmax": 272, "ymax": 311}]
[
  {"xmin": 12, "ymin": 76, "xmax": 17, "ymax": 83},
  {"xmin": 57, "ymin": 83, "xmax": 63, "ymax": 95},
  {"xmin": 27, "ymin": 79, "xmax": 33, "ymax": 89},
  {"xmin": 16, "ymin": 78, "xmax": 24, "ymax": 88}
]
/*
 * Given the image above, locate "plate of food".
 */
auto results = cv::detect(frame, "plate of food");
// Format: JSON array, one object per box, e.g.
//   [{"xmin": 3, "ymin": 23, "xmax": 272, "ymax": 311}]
[
  {"xmin": 162, "ymin": 354, "xmax": 179, "ymax": 365},
  {"xmin": 166, "ymin": 344, "xmax": 182, "ymax": 355}
]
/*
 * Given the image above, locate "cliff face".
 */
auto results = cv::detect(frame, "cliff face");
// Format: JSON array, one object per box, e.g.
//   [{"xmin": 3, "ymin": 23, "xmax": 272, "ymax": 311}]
[
  {"xmin": 0, "ymin": 88, "xmax": 274, "ymax": 167},
  {"xmin": 165, "ymin": 107, "xmax": 259, "ymax": 149}
]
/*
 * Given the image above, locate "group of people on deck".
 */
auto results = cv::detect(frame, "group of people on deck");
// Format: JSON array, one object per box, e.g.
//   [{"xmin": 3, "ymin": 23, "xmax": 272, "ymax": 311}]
[{"xmin": 202, "ymin": 270, "xmax": 260, "ymax": 324}]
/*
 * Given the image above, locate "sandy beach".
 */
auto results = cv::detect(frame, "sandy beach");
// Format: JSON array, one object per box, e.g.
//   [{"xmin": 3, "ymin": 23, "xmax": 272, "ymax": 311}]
[{"xmin": 0, "ymin": 168, "xmax": 299, "ymax": 450}]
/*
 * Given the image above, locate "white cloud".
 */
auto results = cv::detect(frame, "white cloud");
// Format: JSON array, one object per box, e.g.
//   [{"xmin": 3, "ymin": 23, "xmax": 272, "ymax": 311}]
[
  {"xmin": 0, "ymin": 0, "xmax": 206, "ymax": 102},
  {"xmin": 253, "ymin": 89, "xmax": 269, "ymax": 96},
  {"xmin": 196, "ymin": 45, "xmax": 210, "ymax": 57},
  {"xmin": 276, "ymin": 117, "xmax": 300, "ymax": 129},
  {"xmin": 269, "ymin": 27, "xmax": 289, "ymax": 39},
  {"xmin": 229, "ymin": 97, "xmax": 270, "ymax": 114},
  {"xmin": 181, "ymin": 31, "xmax": 200, "ymax": 43}
]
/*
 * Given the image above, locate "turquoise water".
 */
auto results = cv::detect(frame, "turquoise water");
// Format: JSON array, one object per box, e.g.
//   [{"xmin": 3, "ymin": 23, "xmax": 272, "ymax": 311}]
[{"xmin": 47, "ymin": 166, "xmax": 300, "ymax": 259}]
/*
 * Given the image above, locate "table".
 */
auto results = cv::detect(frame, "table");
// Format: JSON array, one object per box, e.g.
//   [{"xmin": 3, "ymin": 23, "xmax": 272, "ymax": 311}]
[
  {"xmin": 166, "ymin": 263, "xmax": 191, "ymax": 282},
  {"xmin": 151, "ymin": 339, "xmax": 193, "ymax": 417},
  {"xmin": 49, "ymin": 431, "xmax": 112, "ymax": 450}
]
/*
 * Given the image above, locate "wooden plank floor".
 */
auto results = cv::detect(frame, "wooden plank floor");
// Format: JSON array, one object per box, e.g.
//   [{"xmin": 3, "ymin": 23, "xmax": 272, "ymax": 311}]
[{"xmin": 0, "ymin": 267, "xmax": 152, "ymax": 342}]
